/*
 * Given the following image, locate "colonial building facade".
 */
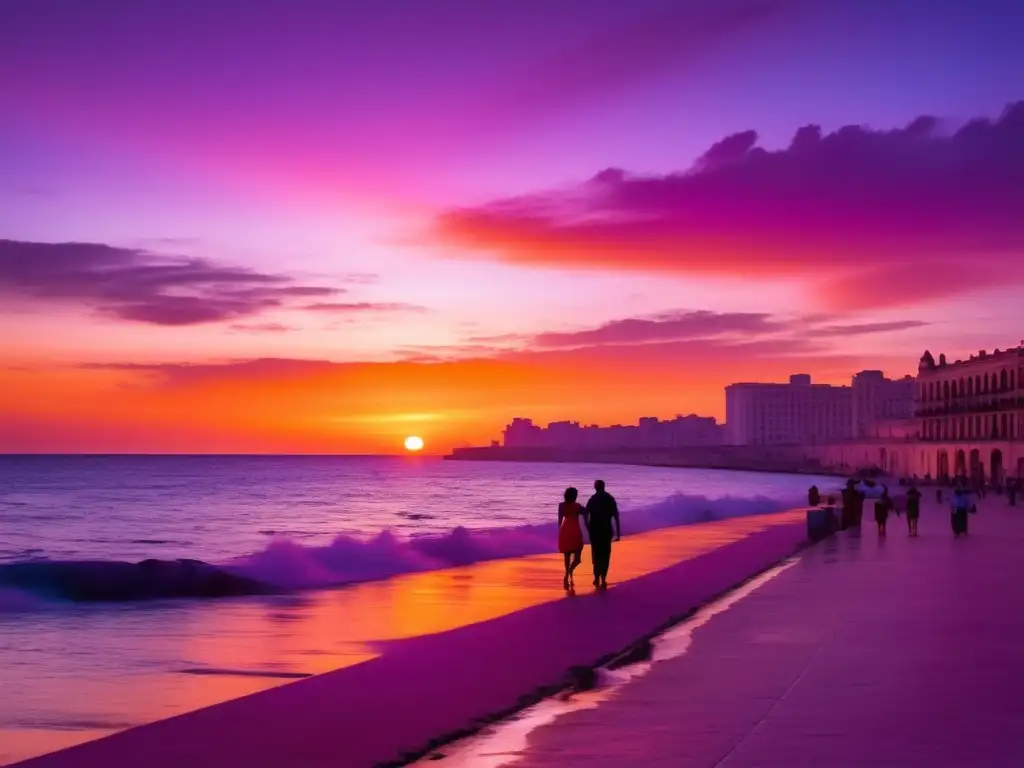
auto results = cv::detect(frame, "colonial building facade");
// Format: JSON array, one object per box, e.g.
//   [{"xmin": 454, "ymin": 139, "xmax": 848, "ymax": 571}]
[
  {"xmin": 806, "ymin": 346, "xmax": 1023, "ymax": 482},
  {"xmin": 913, "ymin": 346, "xmax": 1024, "ymax": 482}
]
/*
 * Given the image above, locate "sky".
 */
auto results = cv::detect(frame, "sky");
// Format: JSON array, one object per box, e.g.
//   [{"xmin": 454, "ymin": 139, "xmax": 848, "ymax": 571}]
[{"xmin": 1, "ymin": 0, "xmax": 1023, "ymax": 454}]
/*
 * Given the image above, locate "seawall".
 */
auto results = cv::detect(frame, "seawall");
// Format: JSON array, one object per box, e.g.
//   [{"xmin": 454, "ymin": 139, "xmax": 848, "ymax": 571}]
[{"xmin": 445, "ymin": 445, "xmax": 843, "ymax": 476}]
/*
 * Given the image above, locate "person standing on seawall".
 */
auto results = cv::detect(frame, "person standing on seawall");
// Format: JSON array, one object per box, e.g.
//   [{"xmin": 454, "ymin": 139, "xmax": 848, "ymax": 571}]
[{"xmin": 586, "ymin": 480, "xmax": 621, "ymax": 589}]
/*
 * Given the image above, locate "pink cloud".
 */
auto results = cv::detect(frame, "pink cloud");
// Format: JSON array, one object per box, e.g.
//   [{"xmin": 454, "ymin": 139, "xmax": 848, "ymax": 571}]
[{"xmin": 434, "ymin": 103, "xmax": 1024, "ymax": 307}]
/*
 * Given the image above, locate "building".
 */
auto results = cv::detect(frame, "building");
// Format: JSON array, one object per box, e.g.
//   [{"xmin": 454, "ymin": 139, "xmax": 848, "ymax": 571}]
[
  {"xmin": 852, "ymin": 370, "xmax": 916, "ymax": 438},
  {"xmin": 914, "ymin": 346, "xmax": 1024, "ymax": 482},
  {"xmin": 501, "ymin": 415, "xmax": 723, "ymax": 450},
  {"xmin": 725, "ymin": 374, "xmax": 853, "ymax": 446}
]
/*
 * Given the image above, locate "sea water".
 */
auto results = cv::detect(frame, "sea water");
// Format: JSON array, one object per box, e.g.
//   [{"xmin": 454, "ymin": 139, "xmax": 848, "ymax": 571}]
[{"xmin": 0, "ymin": 455, "xmax": 831, "ymax": 764}]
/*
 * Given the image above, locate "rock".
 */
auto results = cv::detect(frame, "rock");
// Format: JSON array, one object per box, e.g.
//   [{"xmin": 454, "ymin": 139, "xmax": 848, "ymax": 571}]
[
  {"xmin": 564, "ymin": 665, "xmax": 597, "ymax": 692},
  {"xmin": 607, "ymin": 638, "xmax": 653, "ymax": 670}
]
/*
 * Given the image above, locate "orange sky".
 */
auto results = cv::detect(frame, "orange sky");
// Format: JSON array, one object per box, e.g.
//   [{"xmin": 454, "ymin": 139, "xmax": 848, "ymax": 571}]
[{"xmin": 0, "ymin": 341, "xmax": 909, "ymax": 454}]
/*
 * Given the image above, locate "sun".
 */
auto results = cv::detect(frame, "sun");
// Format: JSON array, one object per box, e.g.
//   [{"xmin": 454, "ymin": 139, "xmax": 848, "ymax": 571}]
[{"xmin": 404, "ymin": 435, "xmax": 425, "ymax": 452}]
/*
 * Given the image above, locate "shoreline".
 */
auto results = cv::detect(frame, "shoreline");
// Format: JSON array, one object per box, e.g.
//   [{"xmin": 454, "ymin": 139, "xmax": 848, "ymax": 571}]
[
  {"xmin": 15, "ymin": 513, "xmax": 809, "ymax": 768},
  {"xmin": 444, "ymin": 449, "xmax": 846, "ymax": 479},
  {"xmin": 394, "ymin": 537, "xmax": 813, "ymax": 767}
]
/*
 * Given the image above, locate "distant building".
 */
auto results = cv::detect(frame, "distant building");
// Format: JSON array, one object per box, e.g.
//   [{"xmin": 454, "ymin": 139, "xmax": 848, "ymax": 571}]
[
  {"xmin": 725, "ymin": 374, "xmax": 853, "ymax": 446},
  {"xmin": 852, "ymin": 370, "xmax": 916, "ymax": 438},
  {"xmin": 500, "ymin": 414, "xmax": 723, "ymax": 450}
]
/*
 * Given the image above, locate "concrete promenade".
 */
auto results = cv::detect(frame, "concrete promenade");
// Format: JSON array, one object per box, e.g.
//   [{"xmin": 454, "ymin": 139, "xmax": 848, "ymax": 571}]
[{"xmin": 518, "ymin": 494, "xmax": 1024, "ymax": 767}]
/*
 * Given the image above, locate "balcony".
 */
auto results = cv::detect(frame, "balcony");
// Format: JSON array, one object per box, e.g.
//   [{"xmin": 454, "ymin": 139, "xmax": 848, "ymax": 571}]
[{"xmin": 915, "ymin": 397, "xmax": 1024, "ymax": 417}]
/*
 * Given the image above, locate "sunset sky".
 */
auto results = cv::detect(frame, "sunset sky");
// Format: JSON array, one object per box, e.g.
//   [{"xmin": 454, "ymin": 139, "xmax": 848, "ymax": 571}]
[{"xmin": 2, "ymin": 0, "xmax": 1023, "ymax": 453}]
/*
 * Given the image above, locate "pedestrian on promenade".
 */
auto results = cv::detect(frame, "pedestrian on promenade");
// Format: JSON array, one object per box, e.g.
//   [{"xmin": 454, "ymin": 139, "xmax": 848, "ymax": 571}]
[
  {"xmin": 905, "ymin": 483, "xmax": 922, "ymax": 537},
  {"xmin": 874, "ymin": 486, "xmax": 893, "ymax": 536},
  {"xmin": 1009, "ymin": 479, "xmax": 1018, "ymax": 507},
  {"xmin": 951, "ymin": 485, "xmax": 971, "ymax": 537},
  {"xmin": 585, "ymin": 480, "xmax": 620, "ymax": 589},
  {"xmin": 841, "ymin": 479, "xmax": 865, "ymax": 529},
  {"xmin": 808, "ymin": 485, "xmax": 820, "ymax": 506},
  {"xmin": 557, "ymin": 487, "xmax": 585, "ymax": 591}
]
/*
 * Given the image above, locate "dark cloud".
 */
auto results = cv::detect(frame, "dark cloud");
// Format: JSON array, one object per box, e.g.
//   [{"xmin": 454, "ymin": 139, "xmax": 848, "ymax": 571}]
[
  {"xmin": 0, "ymin": 240, "xmax": 340, "ymax": 326},
  {"xmin": 436, "ymin": 102, "xmax": 1024, "ymax": 307}
]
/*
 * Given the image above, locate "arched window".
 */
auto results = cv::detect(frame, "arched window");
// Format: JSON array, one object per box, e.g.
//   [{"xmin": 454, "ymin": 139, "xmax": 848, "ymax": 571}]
[
  {"xmin": 1001, "ymin": 369, "xmax": 1008, "ymax": 391},
  {"xmin": 976, "ymin": 375, "xmax": 982, "ymax": 394},
  {"xmin": 943, "ymin": 381, "xmax": 950, "ymax": 400},
  {"xmin": 1001, "ymin": 413, "xmax": 1008, "ymax": 438},
  {"xmin": 1011, "ymin": 370, "xmax": 1016, "ymax": 391}
]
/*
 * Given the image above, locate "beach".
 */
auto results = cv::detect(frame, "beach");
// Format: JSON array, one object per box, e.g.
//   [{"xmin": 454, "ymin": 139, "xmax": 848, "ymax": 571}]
[
  {"xmin": 11, "ymin": 509, "xmax": 808, "ymax": 767},
  {"xmin": 0, "ymin": 456, "xmax": 831, "ymax": 765}
]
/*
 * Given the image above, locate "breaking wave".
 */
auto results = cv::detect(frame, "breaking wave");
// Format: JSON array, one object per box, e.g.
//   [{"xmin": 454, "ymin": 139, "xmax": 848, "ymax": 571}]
[{"xmin": 0, "ymin": 492, "xmax": 798, "ymax": 608}]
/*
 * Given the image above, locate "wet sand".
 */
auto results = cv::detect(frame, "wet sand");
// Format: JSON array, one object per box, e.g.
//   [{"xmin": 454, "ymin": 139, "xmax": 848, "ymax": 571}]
[{"xmin": 12, "ymin": 510, "xmax": 805, "ymax": 766}]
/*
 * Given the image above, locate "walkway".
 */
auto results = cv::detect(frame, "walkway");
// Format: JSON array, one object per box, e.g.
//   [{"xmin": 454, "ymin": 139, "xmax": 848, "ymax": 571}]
[{"xmin": 518, "ymin": 494, "xmax": 1024, "ymax": 767}]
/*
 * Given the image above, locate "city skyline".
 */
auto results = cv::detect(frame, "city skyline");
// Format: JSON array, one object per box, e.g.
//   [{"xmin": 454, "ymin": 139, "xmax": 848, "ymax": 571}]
[{"xmin": 3, "ymin": 0, "xmax": 1024, "ymax": 453}]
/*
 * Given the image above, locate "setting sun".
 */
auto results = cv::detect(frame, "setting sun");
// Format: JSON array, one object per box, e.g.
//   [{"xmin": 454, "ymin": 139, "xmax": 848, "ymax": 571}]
[{"xmin": 404, "ymin": 435, "xmax": 425, "ymax": 452}]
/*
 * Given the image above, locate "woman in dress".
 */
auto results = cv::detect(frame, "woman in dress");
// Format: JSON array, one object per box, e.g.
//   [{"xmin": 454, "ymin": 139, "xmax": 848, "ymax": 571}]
[{"xmin": 558, "ymin": 487, "xmax": 585, "ymax": 590}]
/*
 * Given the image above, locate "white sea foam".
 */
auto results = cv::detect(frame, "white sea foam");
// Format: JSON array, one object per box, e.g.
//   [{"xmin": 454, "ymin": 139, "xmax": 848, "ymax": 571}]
[{"xmin": 223, "ymin": 492, "xmax": 798, "ymax": 589}]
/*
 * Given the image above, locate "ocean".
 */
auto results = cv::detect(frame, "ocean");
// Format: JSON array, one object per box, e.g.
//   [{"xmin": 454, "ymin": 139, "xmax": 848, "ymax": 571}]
[{"xmin": 0, "ymin": 455, "xmax": 831, "ymax": 764}]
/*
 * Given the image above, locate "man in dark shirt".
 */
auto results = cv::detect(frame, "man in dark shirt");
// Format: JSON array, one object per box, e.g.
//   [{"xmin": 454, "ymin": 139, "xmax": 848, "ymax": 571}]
[{"xmin": 585, "ymin": 479, "xmax": 620, "ymax": 589}]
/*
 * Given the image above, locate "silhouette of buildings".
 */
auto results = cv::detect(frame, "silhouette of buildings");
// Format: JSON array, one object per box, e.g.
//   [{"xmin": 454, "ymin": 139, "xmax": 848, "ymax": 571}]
[
  {"xmin": 852, "ymin": 370, "xmax": 916, "ymax": 438},
  {"xmin": 502, "ymin": 414, "xmax": 723, "ymax": 450},
  {"xmin": 725, "ymin": 374, "xmax": 853, "ymax": 446}
]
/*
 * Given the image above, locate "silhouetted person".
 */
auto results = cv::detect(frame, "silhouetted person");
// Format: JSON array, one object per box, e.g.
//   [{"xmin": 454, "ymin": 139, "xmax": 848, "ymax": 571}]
[
  {"xmin": 585, "ymin": 480, "xmax": 620, "ymax": 589},
  {"xmin": 905, "ymin": 484, "xmax": 922, "ymax": 537},
  {"xmin": 841, "ymin": 479, "xmax": 864, "ymax": 529},
  {"xmin": 808, "ymin": 485, "xmax": 821, "ymax": 506},
  {"xmin": 874, "ymin": 486, "xmax": 892, "ymax": 536},
  {"xmin": 557, "ymin": 487, "xmax": 585, "ymax": 591},
  {"xmin": 1008, "ymin": 480, "xmax": 1018, "ymax": 507},
  {"xmin": 951, "ymin": 485, "xmax": 971, "ymax": 538}
]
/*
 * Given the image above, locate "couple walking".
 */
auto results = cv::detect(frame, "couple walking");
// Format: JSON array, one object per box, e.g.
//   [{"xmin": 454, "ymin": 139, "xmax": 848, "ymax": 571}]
[{"xmin": 557, "ymin": 479, "xmax": 621, "ymax": 591}]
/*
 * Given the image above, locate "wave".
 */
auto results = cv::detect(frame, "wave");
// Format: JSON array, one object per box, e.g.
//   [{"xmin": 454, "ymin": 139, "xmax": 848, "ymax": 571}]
[
  {"xmin": 219, "ymin": 492, "xmax": 799, "ymax": 589},
  {"xmin": 0, "ymin": 559, "xmax": 271, "ymax": 604},
  {"xmin": 0, "ymin": 493, "xmax": 798, "ymax": 607}
]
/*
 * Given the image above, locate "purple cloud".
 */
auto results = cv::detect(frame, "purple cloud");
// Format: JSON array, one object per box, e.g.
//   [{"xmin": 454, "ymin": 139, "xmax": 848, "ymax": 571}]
[
  {"xmin": 436, "ymin": 102, "xmax": 1024, "ymax": 307},
  {"xmin": 304, "ymin": 302, "xmax": 428, "ymax": 314},
  {"xmin": 0, "ymin": 240, "xmax": 341, "ymax": 326},
  {"xmin": 471, "ymin": 311, "xmax": 927, "ymax": 350},
  {"xmin": 229, "ymin": 322, "xmax": 294, "ymax": 333},
  {"xmin": 530, "ymin": 310, "xmax": 780, "ymax": 348}
]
